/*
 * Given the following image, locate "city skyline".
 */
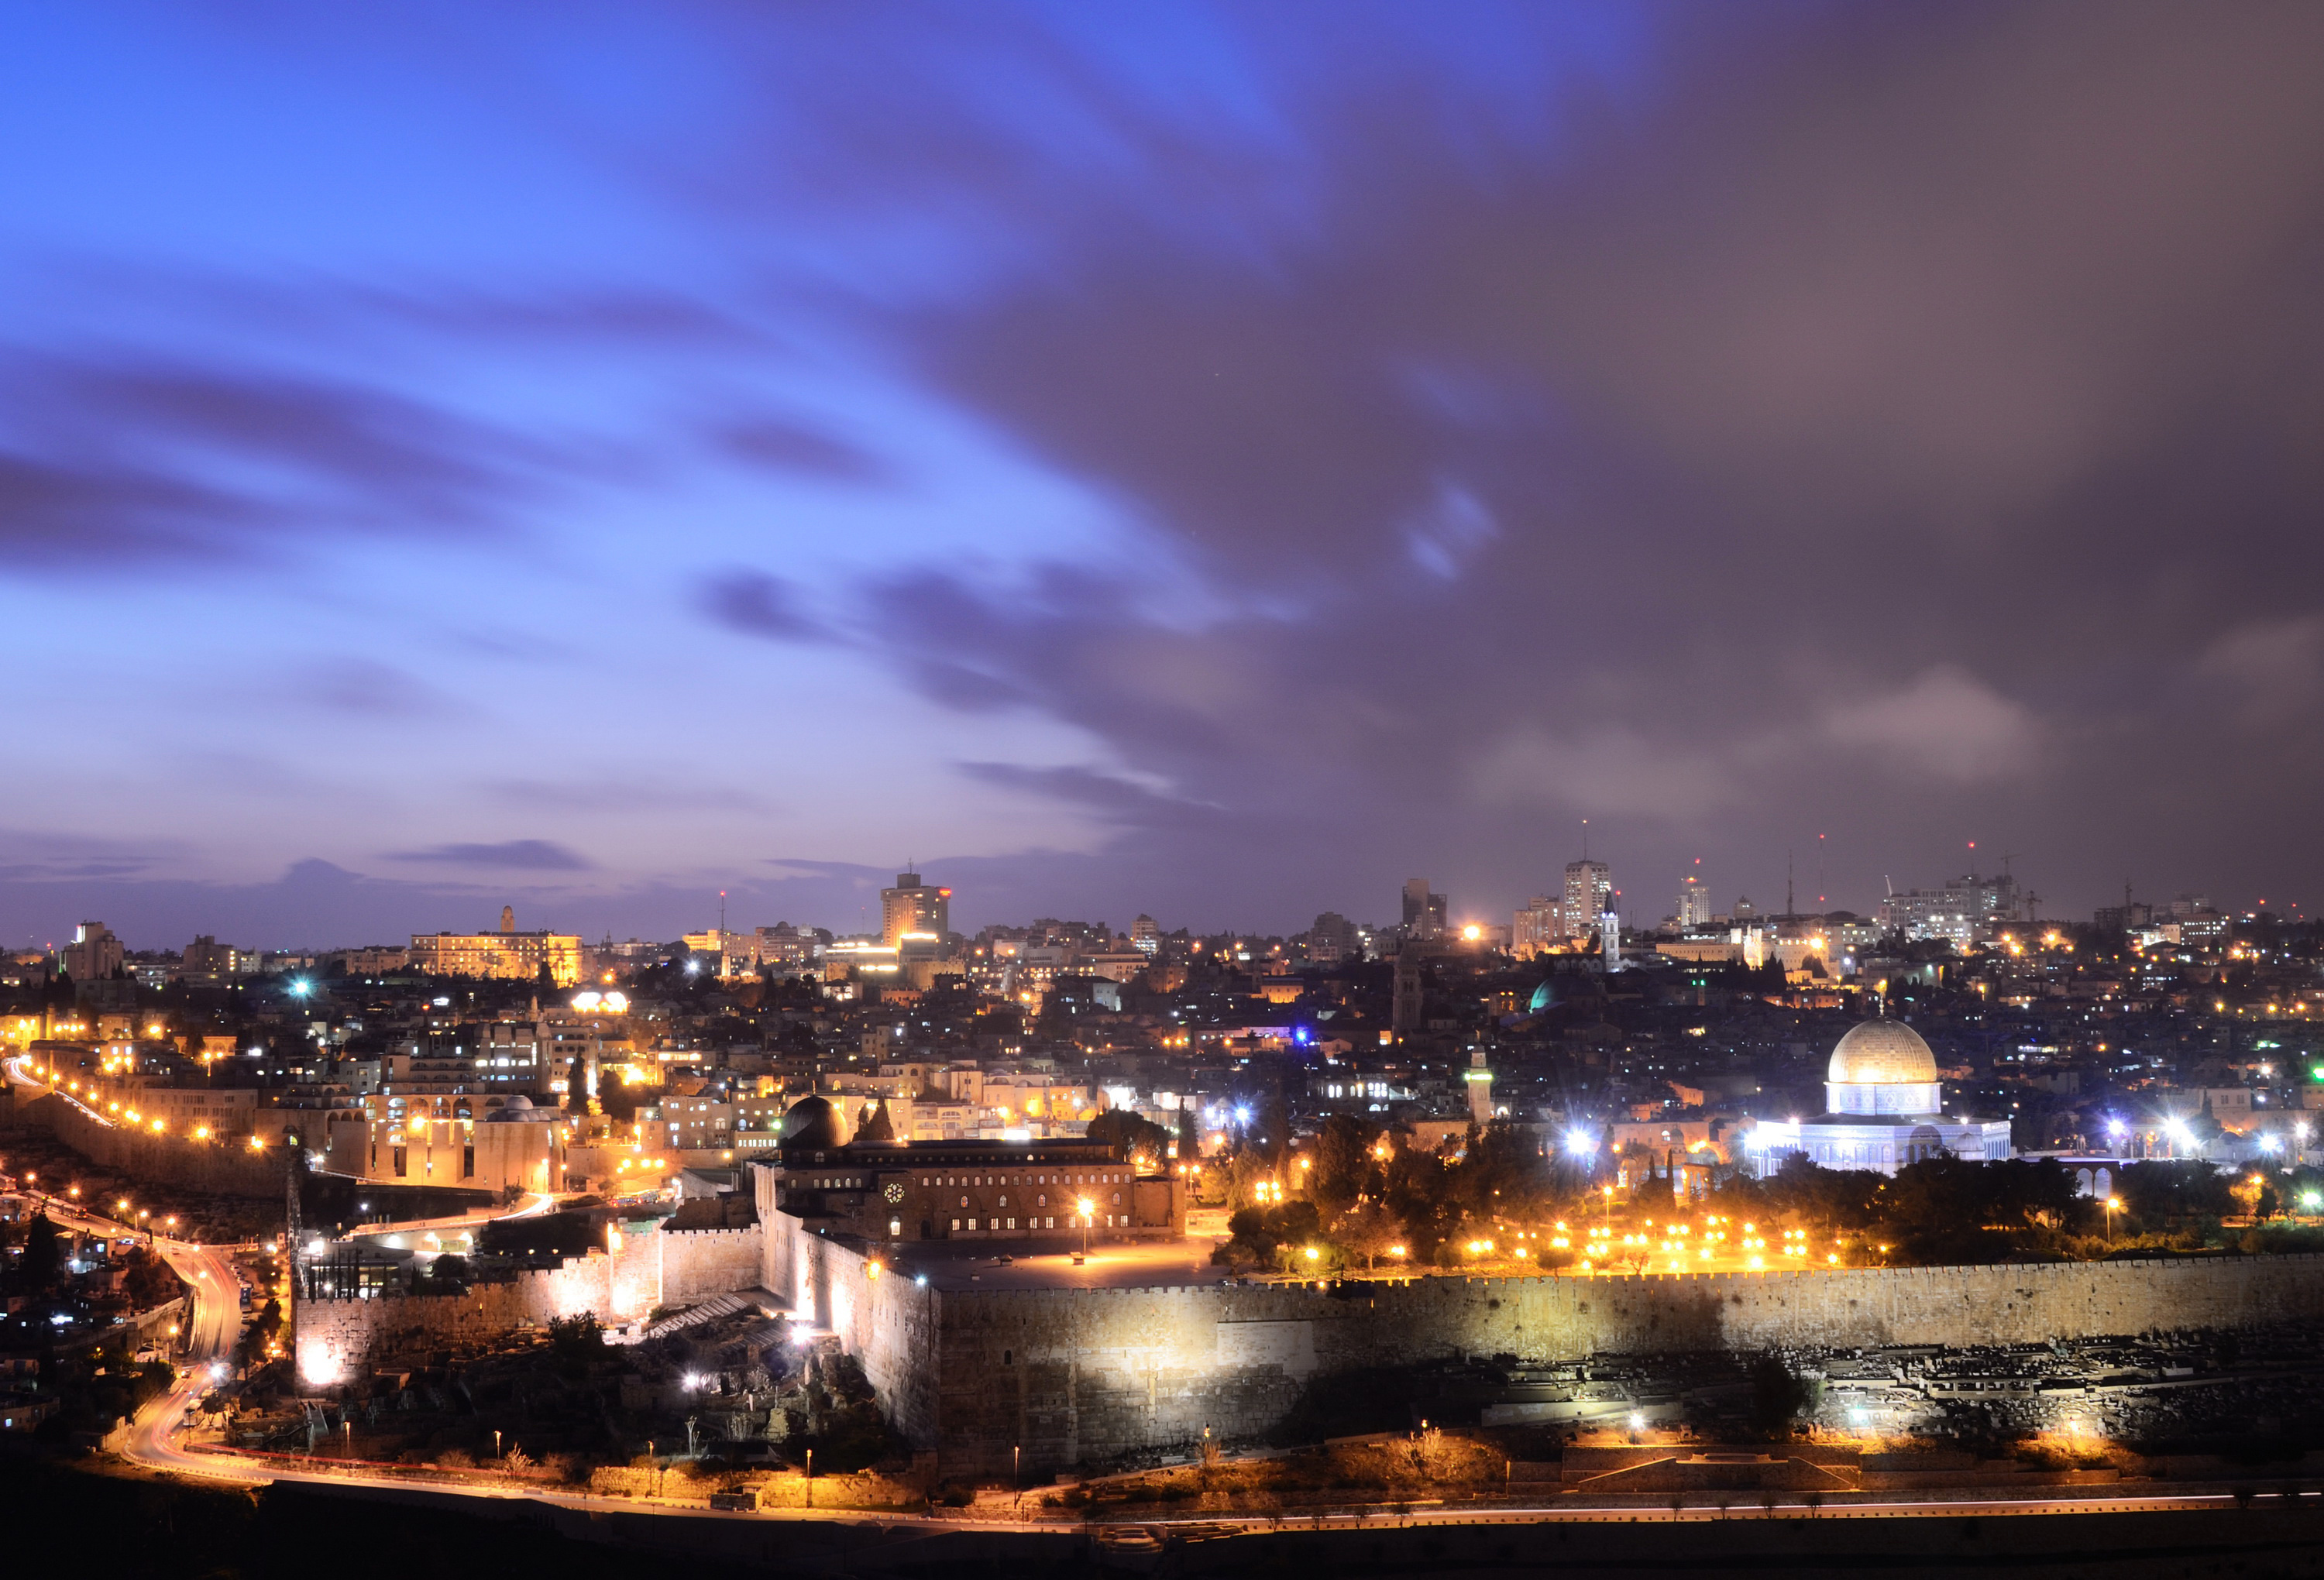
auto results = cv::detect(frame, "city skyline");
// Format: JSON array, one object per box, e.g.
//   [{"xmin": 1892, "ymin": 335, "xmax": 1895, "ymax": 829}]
[{"xmin": 8, "ymin": 5, "xmax": 2324, "ymax": 944}]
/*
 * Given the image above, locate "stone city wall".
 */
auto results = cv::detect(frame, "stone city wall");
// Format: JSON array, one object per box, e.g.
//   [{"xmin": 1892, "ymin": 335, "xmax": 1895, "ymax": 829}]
[
  {"xmin": 884, "ymin": 1249, "xmax": 2324, "ymax": 1474},
  {"xmin": 292, "ymin": 1223, "xmax": 718, "ymax": 1386},
  {"xmin": 295, "ymin": 1252, "xmax": 619, "ymax": 1387},
  {"xmin": 769, "ymin": 1212, "xmax": 940, "ymax": 1447},
  {"xmin": 658, "ymin": 1224, "xmax": 764, "ymax": 1304},
  {"xmin": 21, "ymin": 1089, "xmax": 292, "ymax": 1197}
]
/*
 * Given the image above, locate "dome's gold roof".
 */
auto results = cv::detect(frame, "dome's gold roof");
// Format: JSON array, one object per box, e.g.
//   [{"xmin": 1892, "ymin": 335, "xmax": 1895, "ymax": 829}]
[{"xmin": 1827, "ymin": 1018, "xmax": 1937, "ymax": 1085}]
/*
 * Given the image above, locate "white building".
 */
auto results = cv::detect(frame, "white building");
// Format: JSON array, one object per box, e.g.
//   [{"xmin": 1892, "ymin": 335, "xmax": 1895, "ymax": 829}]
[{"xmin": 1745, "ymin": 1019, "xmax": 2011, "ymax": 1176}]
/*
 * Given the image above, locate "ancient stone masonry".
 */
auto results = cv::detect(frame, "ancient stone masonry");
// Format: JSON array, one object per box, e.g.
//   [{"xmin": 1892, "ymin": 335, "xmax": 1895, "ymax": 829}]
[
  {"xmin": 19, "ymin": 1088, "xmax": 292, "ymax": 1197},
  {"xmin": 758, "ymin": 1211, "xmax": 2324, "ymax": 1476},
  {"xmin": 658, "ymin": 1225, "xmax": 764, "ymax": 1304},
  {"xmin": 295, "ymin": 1252, "xmax": 620, "ymax": 1388},
  {"xmin": 294, "ymin": 1219, "xmax": 761, "ymax": 1386}
]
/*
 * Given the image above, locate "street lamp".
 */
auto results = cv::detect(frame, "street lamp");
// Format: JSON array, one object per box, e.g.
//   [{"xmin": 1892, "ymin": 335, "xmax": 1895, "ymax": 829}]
[
  {"xmin": 2102, "ymin": 1196, "xmax": 2120, "ymax": 1242},
  {"xmin": 1076, "ymin": 1197, "xmax": 1095, "ymax": 1261}
]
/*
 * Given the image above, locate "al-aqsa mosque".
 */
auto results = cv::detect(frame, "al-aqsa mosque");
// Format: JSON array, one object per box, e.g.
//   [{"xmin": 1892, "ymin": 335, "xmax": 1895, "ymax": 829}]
[{"xmin": 1745, "ymin": 1018, "xmax": 2013, "ymax": 1176}]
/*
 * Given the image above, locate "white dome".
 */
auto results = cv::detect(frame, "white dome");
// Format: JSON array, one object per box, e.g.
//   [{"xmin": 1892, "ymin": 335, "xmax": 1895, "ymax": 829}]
[{"xmin": 1827, "ymin": 1020, "xmax": 1937, "ymax": 1086}]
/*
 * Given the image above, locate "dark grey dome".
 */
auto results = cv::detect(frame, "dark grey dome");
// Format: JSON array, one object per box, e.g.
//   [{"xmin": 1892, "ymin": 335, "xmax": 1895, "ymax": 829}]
[{"xmin": 779, "ymin": 1094, "xmax": 841, "ymax": 1149}]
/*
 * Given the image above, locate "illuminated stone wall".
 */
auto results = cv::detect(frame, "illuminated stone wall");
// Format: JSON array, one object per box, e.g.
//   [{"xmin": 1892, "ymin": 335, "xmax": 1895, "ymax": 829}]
[
  {"xmin": 657, "ymin": 1224, "xmax": 765, "ymax": 1303},
  {"xmin": 294, "ymin": 1252, "xmax": 620, "ymax": 1387},
  {"xmin": 765, "ymin": 1209, "xmax": 940, "ymax": 1446},
  {"xmin": 865, "ymin": 1246, "xmax": 2324, "ymax": 1475},
  {"xmin": 290, "ymin": 1221, "xmax": 758, "ymax": 1386},
  {"xmin": 21, "ymin": 1087, "xmax": 292, "ymax": 1197}
]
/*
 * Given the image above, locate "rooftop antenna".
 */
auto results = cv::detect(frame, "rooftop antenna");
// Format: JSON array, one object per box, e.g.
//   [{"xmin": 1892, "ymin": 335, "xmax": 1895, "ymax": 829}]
[
  {"xmin": 1786, "ymin": 849, "xmax": 1794, "ymax": 919},
  {"xmin": 1817, "ymin": 832, "xmax": 1827, "ymax": 906},
  {"xmin": 1580, "ymin": 819, "xmax": 1588, "ymax": 861},
  {"xmin": 719, "ymin": 889, "xmax": 727, "ymax": 935}
]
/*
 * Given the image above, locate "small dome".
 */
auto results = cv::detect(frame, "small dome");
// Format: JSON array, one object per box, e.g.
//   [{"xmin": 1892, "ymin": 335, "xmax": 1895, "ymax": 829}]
[
  {"xmin": 486, "ymin": 1094, "xmax": 548, "ymax": 1123},
  {"xmin": 1528, "ymin": 979, "xmax": 1559, "ymax": 1014},
  {"xmin": 779, "ymin": 1094, "xmax": 840, "ymax": 1149},
  {"xmin": 1827, "ymin": 1019, "xmax": 1938, "ymax": 1086}
]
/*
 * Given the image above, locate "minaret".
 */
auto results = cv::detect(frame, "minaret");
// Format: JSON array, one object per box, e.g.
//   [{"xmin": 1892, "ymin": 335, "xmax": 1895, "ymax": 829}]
[{"xmin": 1465, "ymin": 1048, "xmax": 1494, "ymax": 1126}]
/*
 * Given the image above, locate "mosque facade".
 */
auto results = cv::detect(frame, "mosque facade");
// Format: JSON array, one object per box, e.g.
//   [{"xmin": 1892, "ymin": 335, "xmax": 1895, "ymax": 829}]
[{"xmin": 1744, "ymin": 1018, "xmax": 2012, "ymax": 1176}]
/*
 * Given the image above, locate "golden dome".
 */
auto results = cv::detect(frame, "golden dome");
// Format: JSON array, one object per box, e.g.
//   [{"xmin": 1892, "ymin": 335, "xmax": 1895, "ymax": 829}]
[{"xmin": 1827, "ymin": 1019, "xmax": 1937, "ymax": 1086}]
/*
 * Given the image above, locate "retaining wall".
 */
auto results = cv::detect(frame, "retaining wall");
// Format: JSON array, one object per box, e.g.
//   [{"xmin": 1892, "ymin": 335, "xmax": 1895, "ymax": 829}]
[
  {"xmin": 19, "ymin": 1090, "xmax": 292, "ymax": 1197},
  {"xmin": 295, "ymin": 1253, "xmax": 619, "ymax": 1386},
  {"xmin": 850, "ymin": 1231, "xmax": 2324, "ymax": 1475},
  {"xmin": 292, "ymin": 1220, "xmax": 758, "ymax": 1386}
]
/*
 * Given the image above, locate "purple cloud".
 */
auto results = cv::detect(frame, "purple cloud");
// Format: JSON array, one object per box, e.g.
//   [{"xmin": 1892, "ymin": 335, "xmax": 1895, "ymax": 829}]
[{"xmin": 385, "ymin": 840, "xmax": 593, "ymax": 871}]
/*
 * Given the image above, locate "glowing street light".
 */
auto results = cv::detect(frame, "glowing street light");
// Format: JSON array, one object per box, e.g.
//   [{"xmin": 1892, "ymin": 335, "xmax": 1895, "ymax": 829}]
[{"xmin": 2102, "ymin": 1196, "xmax": 2120, "ymax": 1242}]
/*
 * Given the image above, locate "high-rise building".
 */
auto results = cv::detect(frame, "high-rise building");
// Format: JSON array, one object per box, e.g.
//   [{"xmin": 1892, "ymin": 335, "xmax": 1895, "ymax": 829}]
[
  {"xmin": 1512, "ymin": 895, "xmax": 1566, "ymax": 957},
  {"xmin": 1564, "ymin": 860, "xmax": 1611, "ymax": 929},
  {"xmin": 61, "ymin": 921, "xmax": 123, "ymax": 982},
  {"xmin": 1676, "ymin": 875, "xmax": 1714, "ymax": 930},
  {"xmin": 1306, "ymin": 912, "xmax": 1360, "ymax": 965},
  {"xmin": 1878, "ymin": 872, "xmax": 2023, "ymax": 945},
  {"xmin": 1401, "ymin": 879, "xmax": 1447, "ymax": 941},
  {"xmin": 1129, "ymin": 914, "xmax": 1160, "ymax": 955},
  {"xmin": 881, "ymin": 871, "xmax": 951, "ymax": 949}
]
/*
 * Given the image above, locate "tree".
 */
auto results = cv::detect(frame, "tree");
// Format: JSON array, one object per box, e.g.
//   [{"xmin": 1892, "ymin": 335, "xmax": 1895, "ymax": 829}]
[
  {"xmin": 19, "ymin": 1211, "xmax": 61, "ymax": 1290},
  {"xmin": 1746, "ymin": 1355, "xmax": 1811, "ymax": 1437},
  {"xmin": 548, "ymin": 1310, "xmax": 604, "ymax": 1365},
  {"xmin": 122, "ymin": 1249, "xmax": 183, "ymax": 1309},
  {"xmin": 1210, "ymin": 1201, "xmax": 1322, "ymax": 1270},
  {"xmin": 1380, "ymin": 1146, "xmax": 1458, "ymax": 1264},
  {"xmin": 1336, "ymin": 1197, "xmax": 1401, "ymax": 1270},
  {"xmin": 1310, "ymin": 1115, "xmax": 1382, "ymax": 1218},
  {"xmin": 2116, "ymin": 1159, "xmax": 2235, "ymax": 1228},
  {"xmin": 1085, "ymin": 1108, "xmax": 1171, "ymax": 1168}
]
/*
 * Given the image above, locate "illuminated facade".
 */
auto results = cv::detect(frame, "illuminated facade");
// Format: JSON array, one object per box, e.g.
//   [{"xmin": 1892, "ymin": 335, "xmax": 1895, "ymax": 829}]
[
  {"xmin": 880, "ymin": 871, "xmax": 951, "ymax": 948},
  {"xmin": 1745, "ymin": 1019, "xmax": 2012, "ymax": 1177},
  {"xmin": 1512, "ymin": 895, "xmax": 1566, "ymax": 957},
  {"xmin": 760, "ymin": 1097, "xmax": 1182, "ymax": 1243},
  {"xmin": 325, "ymin": 1093, "xmax": 570, "ymax": 1194},
  {"xmin": 1564, "ymin": 860, "xmax": 1611, "ymax": 929},
  {"xmin": 408, "ymin": 908, "xmax": 583, "ymax": 985},
  {"xmin": 60, "ymin": 921, "xmax": 124, "ymax": 982}
]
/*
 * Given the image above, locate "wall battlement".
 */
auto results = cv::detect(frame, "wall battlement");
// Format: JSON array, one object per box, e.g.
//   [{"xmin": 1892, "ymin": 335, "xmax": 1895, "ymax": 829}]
[{"xmin": 294, "ymin": 1218, "xmax": 762, "ymax": 1386}]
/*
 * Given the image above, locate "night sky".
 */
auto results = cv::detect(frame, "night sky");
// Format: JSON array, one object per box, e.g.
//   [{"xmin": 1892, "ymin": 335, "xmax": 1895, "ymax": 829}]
[{"xmin": 6, "ymin": 2, "xmax": 2323, "ymax": 949}]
